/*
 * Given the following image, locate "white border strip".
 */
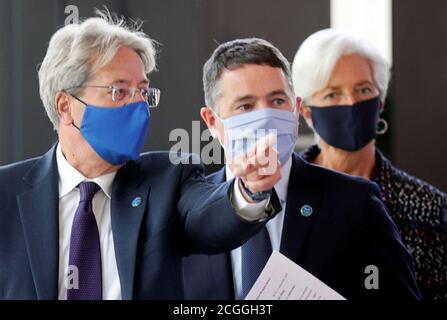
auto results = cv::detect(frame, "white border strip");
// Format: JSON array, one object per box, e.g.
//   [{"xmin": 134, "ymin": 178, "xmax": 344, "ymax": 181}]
[{"xmin": 330, "ymin": 0, "xmax": 393, "ymax": 64}]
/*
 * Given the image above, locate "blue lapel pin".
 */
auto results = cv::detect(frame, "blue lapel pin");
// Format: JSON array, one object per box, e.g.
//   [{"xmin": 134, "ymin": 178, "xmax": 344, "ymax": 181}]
[
  {"xmin": 300, "ymin": 204, "xmax": 313, "ymax": 217},
  {"xmin": 132, "ymin": 197, "xmax": 142, "ymax": 208}
]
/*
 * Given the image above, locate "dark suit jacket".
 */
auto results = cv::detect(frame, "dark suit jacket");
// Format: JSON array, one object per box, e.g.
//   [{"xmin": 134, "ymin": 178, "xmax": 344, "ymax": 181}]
[
  {"xmin": 0, "ymin": 145, "xmax": 280, "ymax": 300},
  {"xmin": 183, "ymin": 153, "xmax": 421, "ymax": 299}
]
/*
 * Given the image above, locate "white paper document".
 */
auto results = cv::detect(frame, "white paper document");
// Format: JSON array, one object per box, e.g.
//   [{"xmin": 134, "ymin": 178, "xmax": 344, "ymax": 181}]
[{"xmin": 245, "ymin": 251, "xmax": 346, "ymax": 300}]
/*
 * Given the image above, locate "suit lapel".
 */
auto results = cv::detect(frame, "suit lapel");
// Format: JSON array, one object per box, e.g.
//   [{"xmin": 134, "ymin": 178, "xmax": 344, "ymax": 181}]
[
  {"xmin": 208, "ymin": 159, "xmax": 324, "ymax": 293},
  {"xmin": 280, "ymin": 153, "xmax": 323, "ymax": 263},
  {"xmin": 207, "ymin": 167, "xmax": 234, "ymax": 299},
  {"xmin": 16, "ymin": 147, "xmax": 153, "ymax": 300},
  {"xmin": 111, "ymin": 160, "xmax": 151, "ymax": 300},
  {"xmin": 16, "ymin": 146, "xmax": 59, "ymax": 300},
  {"xmin": 207, "ymin": 167, "xmax": 226, "ymax": 184}
]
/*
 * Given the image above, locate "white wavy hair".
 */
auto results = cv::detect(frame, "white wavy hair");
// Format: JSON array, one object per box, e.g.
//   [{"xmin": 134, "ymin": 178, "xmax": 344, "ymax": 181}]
[
  {"xmin": 38, "ymin": 9, "xmax": 157, "ymax": 131},
  {"xmin": 292, "ymin": 28, "xmax": 391, "ymax": 105}
]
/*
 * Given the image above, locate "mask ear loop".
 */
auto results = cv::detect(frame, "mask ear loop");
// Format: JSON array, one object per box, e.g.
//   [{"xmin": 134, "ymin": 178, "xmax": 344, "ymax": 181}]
[
  {"xmin": 290, "ymin": 104, "xmax": 300, "ymax": 140},
  {"xmin": 209, "ymin": 108, "xmax": 224, "ymax": 138},
  {"xmin": 72, "ymin": 121, "xmax": 81, "ymax": 131},
  {"xmin": 210, "ymin": 108, "xmax": 234, "ymax": 160},
  {"xmin": 68, "ymin": 94, "xmax": 87, "ymax": 131},
  {"xmin": 291, "ymin": 103, "xmax": 298, "ymax": 113},
  {"xmin": 211, "ymin": 108, "xmax": 223, "ymax": 121}
]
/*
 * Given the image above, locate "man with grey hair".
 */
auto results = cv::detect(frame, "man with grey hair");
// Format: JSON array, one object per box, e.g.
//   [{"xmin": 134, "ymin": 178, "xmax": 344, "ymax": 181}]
[
  {"xmin": 184, "ymin": 38, "xmax": 420, "ymax": 300},
  {"xmin": 0, "ymin": 12, "xmax": 283, "ymax": 300}
]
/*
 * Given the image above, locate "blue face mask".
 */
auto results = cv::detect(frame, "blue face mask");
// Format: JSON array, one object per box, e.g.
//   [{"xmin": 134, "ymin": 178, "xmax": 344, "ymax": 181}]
[
  {"xmin": 309, "ymin": 96, "xmax": 381, "ymax": 152},
  {"xmin": 217, "ymin": 108, "xmax": 298, "ymax": 165},
  {"xmin": 72, "ymin": 99, "xmax": 150, "ymax": 165}
]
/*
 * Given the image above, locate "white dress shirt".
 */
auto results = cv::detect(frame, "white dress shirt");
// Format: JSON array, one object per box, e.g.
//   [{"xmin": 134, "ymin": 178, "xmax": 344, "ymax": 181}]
[
  {"xmin": 55, "ymin": 143, "xmax": 268, "ymax": 300},
  {"xmin": 56, "ymin": 144, "xmax": 122, "ymax": 300},
  {"xmin": 227, "ymin": 157, "xmax": 292, "ymax": 300}
]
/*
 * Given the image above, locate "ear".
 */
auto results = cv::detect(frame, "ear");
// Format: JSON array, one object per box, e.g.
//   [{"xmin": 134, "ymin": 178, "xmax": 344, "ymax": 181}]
[
  {"xmin": 294, "ymin": 96, "xmax": 302, "ymax": 117},
  {"xmin": 299, "ymin": 103, "xmax": 313, "ymax": 128},
  {"xmin": 380, "ymin": 100, "xmax": 385, "ymax": 113},
  {"xmin": 55, "ymin": 92, "xmax": 74, "ymax": 126},
  {"xmin": 200, "ymin": 106, "xmax": 218, "ymax": 137}
]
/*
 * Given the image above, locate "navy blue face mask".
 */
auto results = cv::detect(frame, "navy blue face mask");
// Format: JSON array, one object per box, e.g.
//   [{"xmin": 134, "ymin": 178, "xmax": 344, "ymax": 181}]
[{"xmin": 309, "ymin": 96, "xmax": 381, "ymax": 152}]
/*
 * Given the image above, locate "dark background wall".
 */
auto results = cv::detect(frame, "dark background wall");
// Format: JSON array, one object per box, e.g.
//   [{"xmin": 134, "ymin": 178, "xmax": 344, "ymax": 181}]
[
  {"xmin": 392, "ymin": 0, "xmax": 447, "ymax": 190},
  {"xmin": 0, "ymin": 0, "xmax": 330, "ymax": 173},
  {"xmin": 0, "ymin": 0, "xmax": 445, "ymax": 190}
]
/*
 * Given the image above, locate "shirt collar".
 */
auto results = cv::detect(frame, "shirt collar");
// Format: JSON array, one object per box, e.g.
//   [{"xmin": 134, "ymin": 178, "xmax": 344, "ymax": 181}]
[
  {"xmin": 56, "ymin": 143, "xmax": 116, "ymax": 199},
  {"xmin": 225, "ymin": 156, "xmax": 292, "ymax": 203}
]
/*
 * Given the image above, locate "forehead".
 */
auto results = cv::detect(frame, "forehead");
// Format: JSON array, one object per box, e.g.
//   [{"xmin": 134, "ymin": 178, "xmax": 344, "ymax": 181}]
[
  {"xmin": 326, "ymin": 54, "xmax": 374, "ymax": 86},
  {"xmin": 92, "ymin": 47, "xmax": 148, "ymax": 82},
  {"xmin": 219, "ymin": 64, "xmax": 289, "ymax": 96}
]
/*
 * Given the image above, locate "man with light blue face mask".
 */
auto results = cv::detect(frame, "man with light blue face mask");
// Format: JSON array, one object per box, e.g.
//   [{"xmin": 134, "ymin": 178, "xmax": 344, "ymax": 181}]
[
  {"xmin": 183, "ymin": 38, "xmax": 421, "ymax": 300},
  {"xmin": 0, "ymin": 12, "xmax": 284, "ymax": 300}
]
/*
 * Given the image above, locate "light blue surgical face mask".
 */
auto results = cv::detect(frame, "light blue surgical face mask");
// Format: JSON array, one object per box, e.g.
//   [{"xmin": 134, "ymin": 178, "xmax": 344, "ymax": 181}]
[
  {"xmin": 72, "ymin": 96, "xmax": 150, "ymax": 165},
  {"xmin": 215, "ymin": 107, "xmax": 298, "ymax": 165}
]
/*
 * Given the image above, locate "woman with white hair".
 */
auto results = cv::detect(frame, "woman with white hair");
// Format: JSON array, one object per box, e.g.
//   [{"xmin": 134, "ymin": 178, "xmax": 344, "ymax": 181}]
[{"xmin": 292, "ymin": 28, "xmax": 446, "ymax": 300}]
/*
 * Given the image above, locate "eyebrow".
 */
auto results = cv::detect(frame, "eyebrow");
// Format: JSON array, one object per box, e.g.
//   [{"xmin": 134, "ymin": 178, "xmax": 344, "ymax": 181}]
[
  {"xmin": 267, "ymin": 90, "xmax": 289, "ymax": 98},
  {"xmin": 324, "ymin": 81, "xmax": 374, "ymax": 91},
  {"xmin": 231, "ymin": 90, "xmax": 289, "ymax": 104},
  {"xmin": 354, "ymin": 81, "xmax": 374, "ymax": 88},
  {"xmin": 112, "ymin": 79, "xmax": 150, "ymax": 86},
  {"xmin": 232, "ymin": 94, "xmax": 255, "ymax": 105}
]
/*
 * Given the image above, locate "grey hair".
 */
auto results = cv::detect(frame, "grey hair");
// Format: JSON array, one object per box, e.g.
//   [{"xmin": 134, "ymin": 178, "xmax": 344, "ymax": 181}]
[
  {"xmin": 292, "ymin": 28, "xmax": 391, "ymax": 105},
  {"xmin": 38, "ymin": 9, "xmax": 157, "ymax": 131},
  {"xmin": 203, "ymin": 38, "xmax": 295, "ymax": 112}
]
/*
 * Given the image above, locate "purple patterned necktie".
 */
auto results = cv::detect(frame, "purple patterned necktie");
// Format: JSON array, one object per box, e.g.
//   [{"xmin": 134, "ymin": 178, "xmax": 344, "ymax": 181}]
[{"xmin": 67, "ymin": 181, "xmax": 102, "ymax": 300}]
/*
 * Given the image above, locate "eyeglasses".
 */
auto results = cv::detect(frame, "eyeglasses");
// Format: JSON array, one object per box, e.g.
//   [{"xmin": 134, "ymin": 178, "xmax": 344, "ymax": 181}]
[{"xmin": 66, "ymin": 84, "xmax": 161, "ymax": 108}]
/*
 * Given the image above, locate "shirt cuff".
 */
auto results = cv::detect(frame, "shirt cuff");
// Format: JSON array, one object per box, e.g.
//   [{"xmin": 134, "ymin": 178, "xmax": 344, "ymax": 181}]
[{"xmin": 232, "ymin": 178, "xmax": 269, "ymax": 221}]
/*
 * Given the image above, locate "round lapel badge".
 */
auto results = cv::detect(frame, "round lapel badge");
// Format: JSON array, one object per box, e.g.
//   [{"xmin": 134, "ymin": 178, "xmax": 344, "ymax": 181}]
[
  {"xmin": 300, "ymin": 204, "xmax": 313, "ymax": 217},
  {"xmin": 132, "ymin": 197, "xmax": 142, "ymax": 208}
]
